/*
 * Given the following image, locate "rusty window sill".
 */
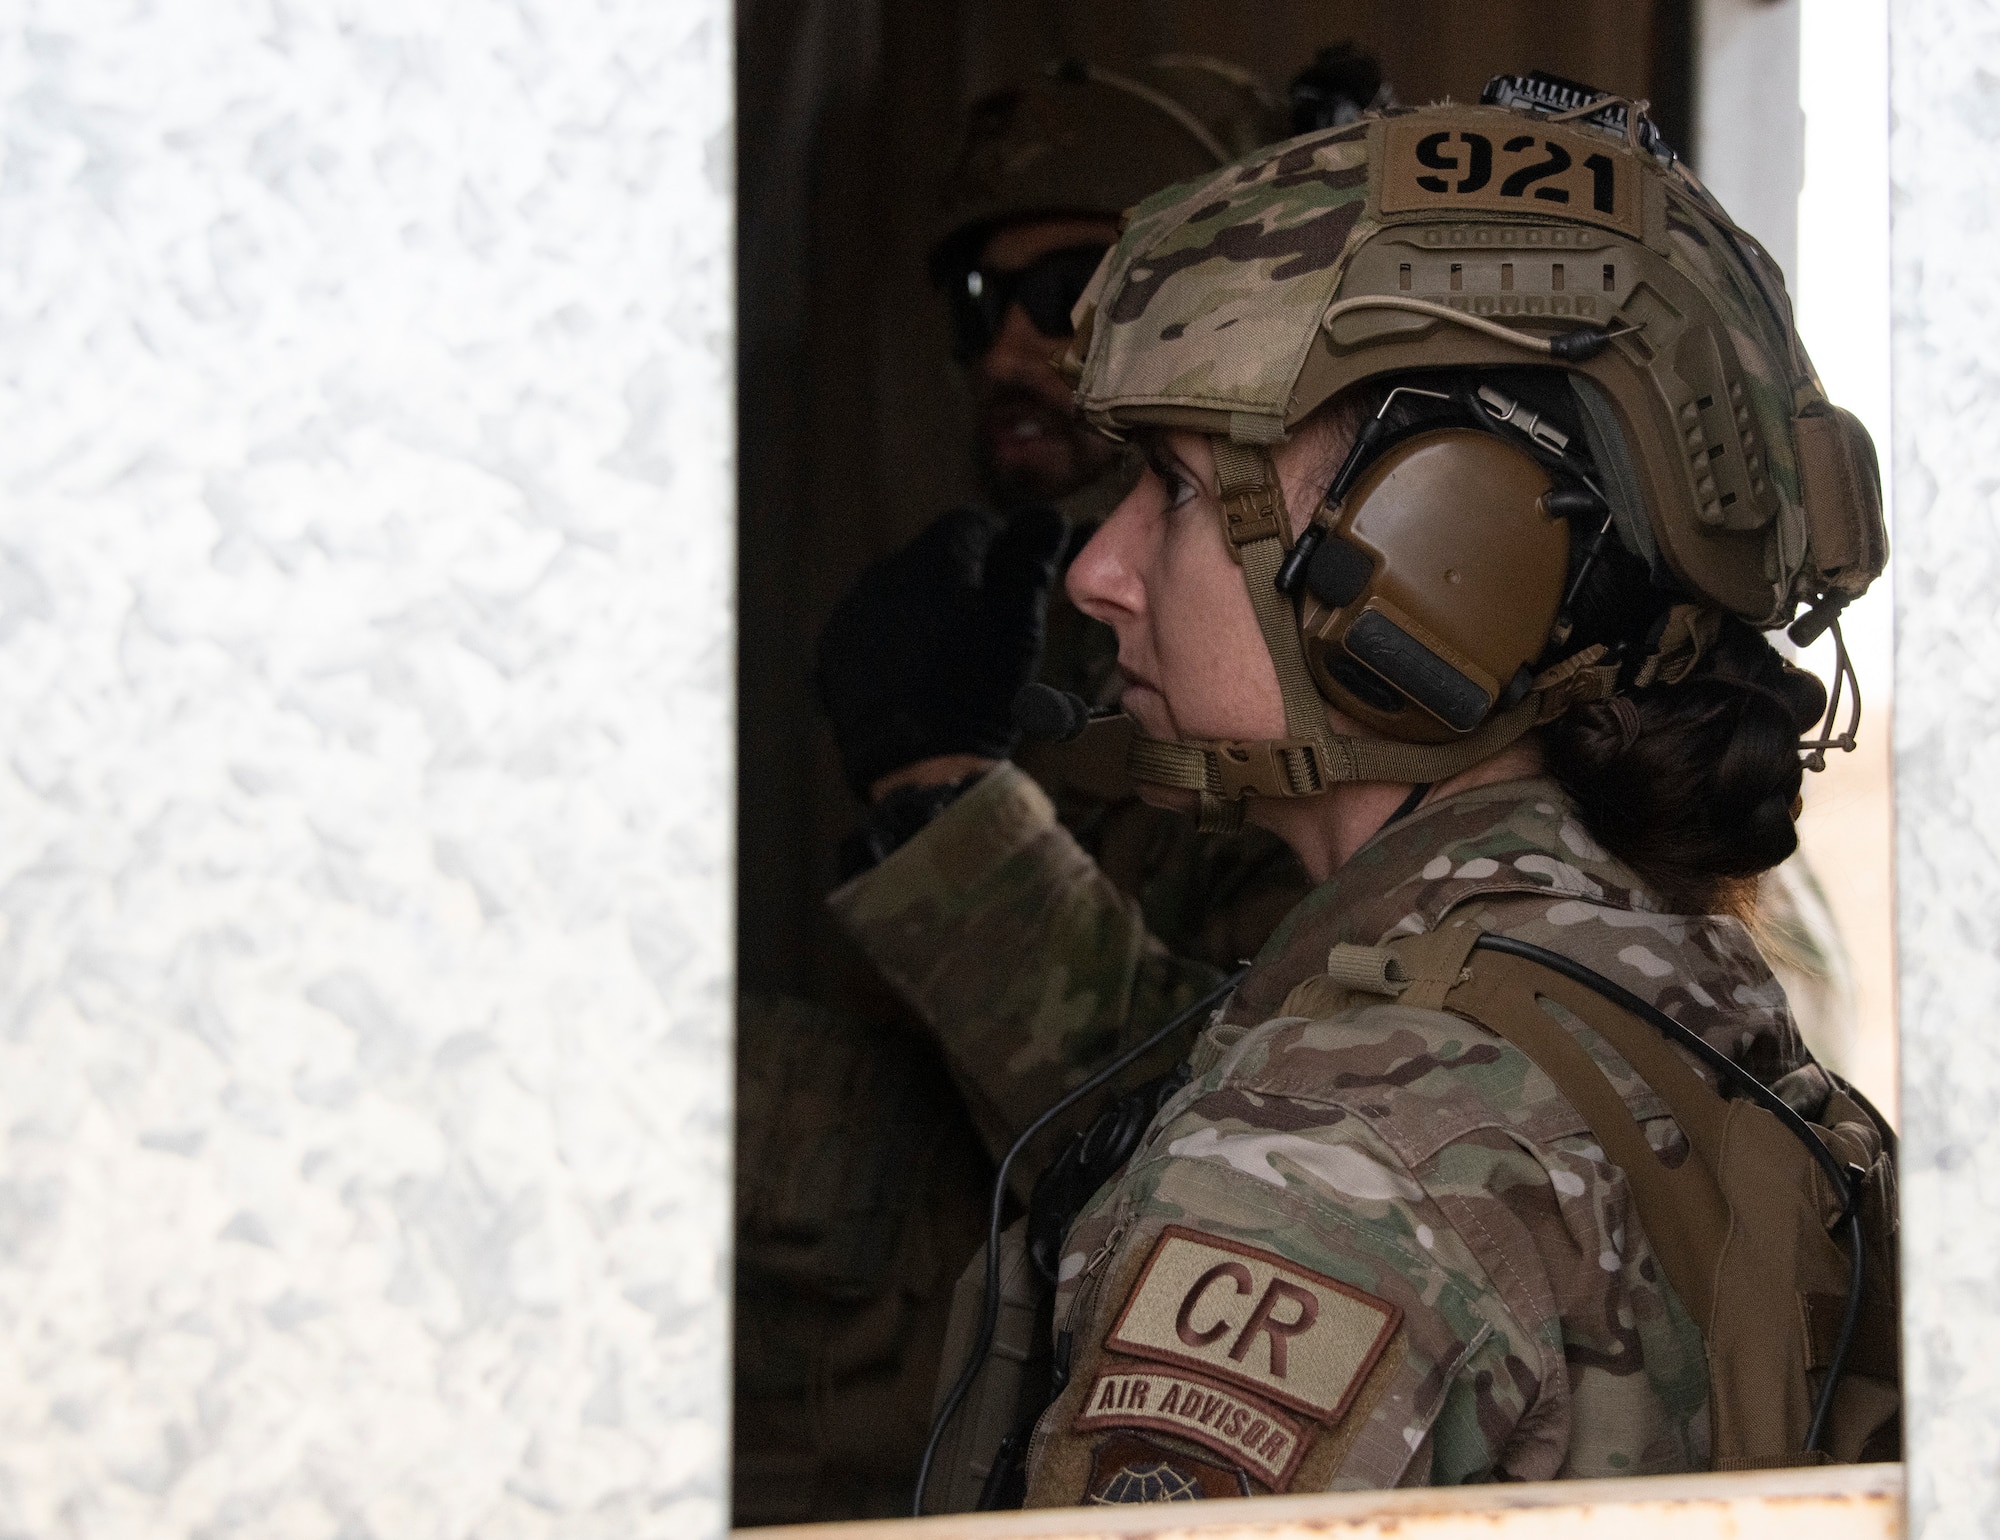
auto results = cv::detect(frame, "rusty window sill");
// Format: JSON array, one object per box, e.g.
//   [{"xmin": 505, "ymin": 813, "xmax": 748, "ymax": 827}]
[{"xmin": 739, "ymin": 1462, "xmax": 1901, "ymax": 1540}]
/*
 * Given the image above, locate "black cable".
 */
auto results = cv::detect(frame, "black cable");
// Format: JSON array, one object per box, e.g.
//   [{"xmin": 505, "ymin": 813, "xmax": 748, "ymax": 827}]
[
  {"xmin": 911, "ymin": 963, "xmax": 1250, "ymax": 1517},
  {"xmin": 1383, "ymin": 781, "xmax": 1432, "ymax": 829},
  {"xmin": 1819, "ymin": 1207, "xmax": 1867, "ymax": 1455},
  {"xmin": 1468, "ymin": 932, "xmax": 1864, "ymax": 1455}
]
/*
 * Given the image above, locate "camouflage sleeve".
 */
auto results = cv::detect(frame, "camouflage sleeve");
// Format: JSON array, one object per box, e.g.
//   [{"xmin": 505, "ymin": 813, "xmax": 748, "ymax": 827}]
[
  {"xmin": 827, "ymin": 764, "xmax": 1224, "ymax": 1170},
  {"xmin": 1022, "ymin": 1004, "xmax": 1710, "ymax": 1502}
]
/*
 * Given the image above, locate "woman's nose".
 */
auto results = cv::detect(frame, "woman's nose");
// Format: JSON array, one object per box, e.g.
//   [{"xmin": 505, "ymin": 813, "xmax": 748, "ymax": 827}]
[{"xmin": 1066, "ymin": 479, "xmax": 1152, "ymax": 625}]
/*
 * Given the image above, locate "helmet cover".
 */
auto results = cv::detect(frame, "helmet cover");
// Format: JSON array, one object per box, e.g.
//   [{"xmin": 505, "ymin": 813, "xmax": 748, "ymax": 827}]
[{"xmin": 1064, "ymin": 100, "xmax": 1887, "ymax": 628}]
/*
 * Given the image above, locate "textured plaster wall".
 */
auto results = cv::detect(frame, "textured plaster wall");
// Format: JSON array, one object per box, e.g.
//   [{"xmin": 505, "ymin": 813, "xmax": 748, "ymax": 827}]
[
  {"xmin": 1891, "ymin": 2, "xmax": 2000, "ymax": 1536},
  {"xmin": 0, "ymin": 5, "xmax": 733, "ymax": 1537}
]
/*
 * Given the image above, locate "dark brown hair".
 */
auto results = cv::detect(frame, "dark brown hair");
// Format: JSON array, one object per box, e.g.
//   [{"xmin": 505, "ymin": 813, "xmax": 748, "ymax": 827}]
[{"xmin": 1544, "ymin": 618, "xmax": 1827, "ymax": 915}]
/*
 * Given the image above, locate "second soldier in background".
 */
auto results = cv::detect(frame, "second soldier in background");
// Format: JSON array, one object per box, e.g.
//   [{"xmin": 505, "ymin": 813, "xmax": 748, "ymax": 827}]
[{"xmin": 733, "ymin": 48, "xmax": 1389, "ymax": 1524}]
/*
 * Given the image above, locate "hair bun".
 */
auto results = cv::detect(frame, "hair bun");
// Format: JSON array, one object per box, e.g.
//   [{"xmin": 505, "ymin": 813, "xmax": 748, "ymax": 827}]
[
  {"xmin": 1546, "ymin": 617, "xmax": 1820, "ymax": 912},
  {"xmin": 1744, "ymin": 792, "xmax": 1802, "ymax": 866},
  {"xmin": 1776, "ymin": 660, "xmax": 1829, "ymax": 733}
]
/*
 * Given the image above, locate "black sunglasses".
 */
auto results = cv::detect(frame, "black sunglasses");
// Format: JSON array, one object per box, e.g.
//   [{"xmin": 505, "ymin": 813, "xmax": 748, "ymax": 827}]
[{"xmin": 945, "ymin": 243, "xmax": 1110, "ymax": 361}]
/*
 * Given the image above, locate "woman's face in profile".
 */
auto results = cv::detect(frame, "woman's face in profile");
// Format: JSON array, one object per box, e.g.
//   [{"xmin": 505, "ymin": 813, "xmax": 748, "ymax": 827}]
[{"xmin": 1062, "ymin": 428, "xmax": 1290, "ymax": 807}]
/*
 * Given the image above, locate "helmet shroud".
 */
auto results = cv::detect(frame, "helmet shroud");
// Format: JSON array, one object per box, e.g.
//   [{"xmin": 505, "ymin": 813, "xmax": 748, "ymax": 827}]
[{"xmin": 1061, "ymin": 99, "xmax": 1886, "ymax": 822}]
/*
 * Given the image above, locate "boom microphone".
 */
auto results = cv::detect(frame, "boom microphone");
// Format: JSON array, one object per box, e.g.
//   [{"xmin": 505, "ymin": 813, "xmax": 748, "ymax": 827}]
[{"xmin": 1011, "ymin": 683, "xmax": 1094, "ymax": 743}]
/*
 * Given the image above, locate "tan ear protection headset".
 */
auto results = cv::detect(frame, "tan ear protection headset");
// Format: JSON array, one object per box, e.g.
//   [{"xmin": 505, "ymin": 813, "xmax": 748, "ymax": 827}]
[
  {"xmin": 1275, "ymin": 381, "xmax": 1613, "ymax": 746},
  {"xmin": 1092, "ymin": 375, "xmax": 1632, "ymax": 833}
]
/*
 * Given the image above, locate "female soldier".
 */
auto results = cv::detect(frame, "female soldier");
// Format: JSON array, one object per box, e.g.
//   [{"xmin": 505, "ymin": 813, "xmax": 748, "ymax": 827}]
[{"xmin": 845, "ymin": 84, "xmax": 1896, "ymax": 1505}]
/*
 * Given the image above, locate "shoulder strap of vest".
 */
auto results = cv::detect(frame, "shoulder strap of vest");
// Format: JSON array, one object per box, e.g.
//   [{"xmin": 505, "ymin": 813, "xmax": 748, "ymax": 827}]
[
  {"xmin": 1377, "ymin": 919, "xmax": 1885, "ymax": 1466},
  {"xmin": 1416, "ymin": 928, "xmax": 1734, "ymax": 1330}
]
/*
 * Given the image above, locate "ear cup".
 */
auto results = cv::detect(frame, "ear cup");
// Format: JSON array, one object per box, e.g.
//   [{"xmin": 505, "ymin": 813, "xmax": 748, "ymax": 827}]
[
  {"xmin": 1299, "ymin": 429, "xmax": 1570, "ymax": 743},
  {"xmin": 1305, "ymin": 537, "xmax": 1374, "ymax": 606}
]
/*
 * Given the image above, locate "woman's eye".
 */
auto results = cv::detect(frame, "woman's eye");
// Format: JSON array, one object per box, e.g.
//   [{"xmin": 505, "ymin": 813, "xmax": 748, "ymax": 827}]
[{"xmin": 1152, "ymin": 461, "xmax": 1197, "ymax": 509}]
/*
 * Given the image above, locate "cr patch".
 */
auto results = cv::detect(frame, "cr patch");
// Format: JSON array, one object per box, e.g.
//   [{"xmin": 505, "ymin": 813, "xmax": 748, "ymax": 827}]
[{"xmin": 1106, "ymin": 1226, "xmax": 1401, "ymax": 1424}]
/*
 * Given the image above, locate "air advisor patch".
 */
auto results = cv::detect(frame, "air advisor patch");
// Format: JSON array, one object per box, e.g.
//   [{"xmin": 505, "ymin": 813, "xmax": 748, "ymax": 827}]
[{"xmin": 1074, "ymin": 1365, "xmax": 1306, "ymax": 1488}]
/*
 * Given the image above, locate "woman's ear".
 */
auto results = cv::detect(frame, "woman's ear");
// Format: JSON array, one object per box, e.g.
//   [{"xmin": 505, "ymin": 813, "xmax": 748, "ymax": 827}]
[{"xmin": 1276, "ymin": 402, "xmax": 1365, "ymax": 538}]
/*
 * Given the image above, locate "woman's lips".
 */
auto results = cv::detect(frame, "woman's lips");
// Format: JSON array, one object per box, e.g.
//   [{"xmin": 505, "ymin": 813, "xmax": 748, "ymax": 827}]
[{"xmin": 1118, "ymin": 678, "xmax": 1172, "ymax": 735}]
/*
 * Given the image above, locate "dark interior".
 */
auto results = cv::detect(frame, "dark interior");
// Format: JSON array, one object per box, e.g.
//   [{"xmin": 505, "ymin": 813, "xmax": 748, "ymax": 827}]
[{"xmin": 736, "ymin": 0, "xmax": 1693, "ymax": 1002}]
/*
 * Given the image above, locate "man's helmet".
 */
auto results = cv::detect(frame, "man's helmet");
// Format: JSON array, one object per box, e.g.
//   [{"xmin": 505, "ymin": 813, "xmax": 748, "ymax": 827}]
[
  {"xmin": 929, "ymin": 57, "xmax": 1294, "ymax": 289},
  {"xmin": 1061, "ymin": 76, "xmax": 1887, "ymax": 827}
]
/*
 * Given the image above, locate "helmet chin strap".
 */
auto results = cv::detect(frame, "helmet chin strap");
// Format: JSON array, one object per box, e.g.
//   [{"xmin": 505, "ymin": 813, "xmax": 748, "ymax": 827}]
[
  {"xmin": 1120, "ymin": 436, "xmax": 1568, "ymax": 831},
  {"xmin": 1127, "ymin": 706, "xmax": 1547, "ymax": 832}
]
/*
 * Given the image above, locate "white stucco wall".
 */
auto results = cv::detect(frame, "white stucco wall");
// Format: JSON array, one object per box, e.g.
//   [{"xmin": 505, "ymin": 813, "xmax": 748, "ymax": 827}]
[
  {"xmin": 0, "ymin": 5, "xmax": 734, "ymax": 1536},
  {"xmin": 1890, "ymin": 4, "xmax": 2000, "ymax": 1536}
]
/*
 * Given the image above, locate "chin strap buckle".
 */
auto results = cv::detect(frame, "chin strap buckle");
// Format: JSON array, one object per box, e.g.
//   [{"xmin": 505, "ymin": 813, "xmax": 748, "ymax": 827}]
[
  {"xmin": 1218, "ymin": 479, "xmax": 1288, "ymax": 552},
  {"xmin": 1126, "ymin": 732, "xmax": 1325, "ymax": 803},
  {"xmin": 1211, "ymin": 737, "xmax": 1325, "ymax": 799},
  {"xmin": 1211, "ymin": 439, "xmax": 1290, "ymax": 557}
]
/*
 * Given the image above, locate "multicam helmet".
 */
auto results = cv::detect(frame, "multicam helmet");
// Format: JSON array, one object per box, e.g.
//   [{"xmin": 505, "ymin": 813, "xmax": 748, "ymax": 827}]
[{"xmin": 1061, "ymin": 79, "xmax": 1887, "ymax": 824}]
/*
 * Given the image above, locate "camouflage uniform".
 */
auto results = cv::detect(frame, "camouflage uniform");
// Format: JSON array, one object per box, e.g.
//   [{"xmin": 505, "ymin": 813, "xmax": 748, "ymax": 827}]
[
  {"xmin": 735, "ymin": 583, "xmax": 1306, "ymax": 1525},
  {"xmin": 733, "ymin": 989, "xmax": 991, "ymax": 1522},
  {"xmin": 834, "ymin": 772, "xmax": 1812, "ymax": 1498},
  {"xmin": 744, "ymin": 80, "xmax": 1877, "ymax": 1519}
]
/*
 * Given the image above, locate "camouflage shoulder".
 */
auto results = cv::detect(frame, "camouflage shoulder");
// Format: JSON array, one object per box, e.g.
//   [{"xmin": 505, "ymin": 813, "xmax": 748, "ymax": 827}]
[
  {"xmin": 1028, "ymin": 1033, "xmax": 1540, "ymax": 1501},
  {"xmin": 1030, "ymin": 995, "xmax": 1711, "ymax": 1501},
  {"xmin": 1226, "ymin": 995, "xmax": 1712, "ymax": 1477}
]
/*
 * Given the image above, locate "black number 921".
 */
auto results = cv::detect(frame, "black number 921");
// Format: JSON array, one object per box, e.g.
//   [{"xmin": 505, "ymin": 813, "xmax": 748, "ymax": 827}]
[{"xmin": 1413, "ymin": 130, "xmax": 1617, "ymax": 215}]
